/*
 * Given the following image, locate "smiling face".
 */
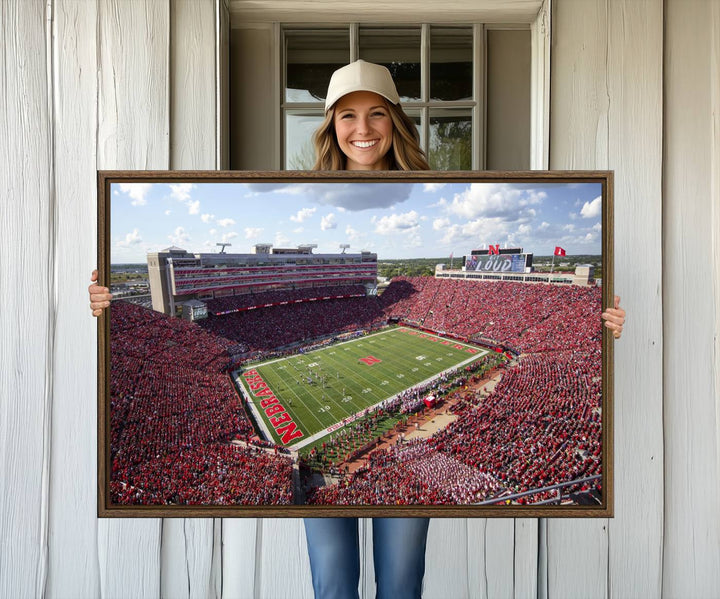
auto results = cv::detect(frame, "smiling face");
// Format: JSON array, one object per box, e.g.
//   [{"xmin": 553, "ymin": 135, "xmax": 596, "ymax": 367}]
[{"xmin": 332, "ymin": 91, "xmax": 394, "ymax": 171}]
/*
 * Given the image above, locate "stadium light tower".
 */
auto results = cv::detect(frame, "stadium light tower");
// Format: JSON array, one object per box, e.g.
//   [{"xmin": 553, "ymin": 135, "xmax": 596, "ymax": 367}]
[
  {"xmin": 216, "ymin": 242, "xmax": 231, "ymax": 254},
  {"xmin": 339, "ymin": 244, "xmax": 350, "ymax": 254}
]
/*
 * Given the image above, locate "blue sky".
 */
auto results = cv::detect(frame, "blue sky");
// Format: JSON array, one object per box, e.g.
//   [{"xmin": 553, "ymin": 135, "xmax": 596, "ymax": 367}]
[{"xmin": 110, "ymin": 180, "xmax": 603, "ymax": 263}]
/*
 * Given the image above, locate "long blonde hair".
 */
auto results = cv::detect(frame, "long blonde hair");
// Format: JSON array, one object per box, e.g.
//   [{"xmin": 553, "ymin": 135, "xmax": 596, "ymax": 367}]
[{"xmin": 312, "ymin": 100, "xmax": 430, "ymax": 171}]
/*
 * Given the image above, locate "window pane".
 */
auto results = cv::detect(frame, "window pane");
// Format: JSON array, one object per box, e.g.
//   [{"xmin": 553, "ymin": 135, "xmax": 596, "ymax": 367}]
[
  {"xmin": 359, "ymin": 27, "xmax": 421, "ymax": 102},
  {"xmin": 286, "ymin": 30, "xmax": 350, "ymax": 103},
  {"xmin": 430, "ymin": 27, "xmax": 473, "ymax": 101},
  {"xmin": 429, "ymin": 109, "xmax": 472, "ymax": 170},
  {"xmin": 402, "ymin": 109, "xmax": 423, "ymax": 148},
  {"xmin": 486, "ymin": 30, "xmax": 530, "ymax": 169},
  {"xmin": 285, "ymin": 112, "xmax": 324, "ymax": 169}
]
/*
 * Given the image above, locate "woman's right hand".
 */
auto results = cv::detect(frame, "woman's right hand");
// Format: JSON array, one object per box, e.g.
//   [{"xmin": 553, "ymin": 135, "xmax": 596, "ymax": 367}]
[{"xmin": 89, "ymin": 269, "xmax": 112, "ymax": 317}]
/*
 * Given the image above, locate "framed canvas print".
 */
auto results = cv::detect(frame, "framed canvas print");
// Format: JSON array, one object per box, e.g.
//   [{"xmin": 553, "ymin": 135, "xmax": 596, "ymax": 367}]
[{"xmin": 97, "ymin": 170, "xmax": 614, "ymax": 517}]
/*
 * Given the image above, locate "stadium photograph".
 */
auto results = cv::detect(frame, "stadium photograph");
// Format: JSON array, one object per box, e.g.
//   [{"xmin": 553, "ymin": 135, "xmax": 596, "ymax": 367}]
[{"xmin": 100, "ymin": 172, "xmax": 611, "ymax": 515}]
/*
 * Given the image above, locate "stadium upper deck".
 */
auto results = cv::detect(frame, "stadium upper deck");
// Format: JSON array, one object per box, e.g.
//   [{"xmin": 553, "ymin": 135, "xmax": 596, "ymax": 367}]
[{"xmin": 148, "ymin": 245, "xmax": 378, "ymax": 317}]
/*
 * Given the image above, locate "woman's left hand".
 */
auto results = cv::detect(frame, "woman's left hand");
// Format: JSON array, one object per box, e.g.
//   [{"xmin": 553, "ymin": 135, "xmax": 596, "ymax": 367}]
[{"xmin": 602, "ymin": 295, "xmax": 625, "ymax": 339}]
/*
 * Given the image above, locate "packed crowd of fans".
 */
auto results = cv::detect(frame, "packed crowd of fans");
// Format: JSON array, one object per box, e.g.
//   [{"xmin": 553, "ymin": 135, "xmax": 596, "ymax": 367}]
[
  {"xmin": 110, "ymin": 301, "xmax": 294, "ymax": 505},
  {"xmin": 205, "ymin": 284, "xmax": 367, "ymax": 315},
  {"xmin": 110, "ymin": 443, "xmax": 293, "ymax": 505},
  {"xmin": 197, "ymin": 294, "xmax": 386, "ymax": 353},
  {"xmin": 381, "ymin": 277, "xmax": 602, "ymax": 354},
  {"xmin": 307, "ymin": 439, "xmax": 501, "ymax": 505},
  {"xmin": 110, "ymin": 274, "xmax": 604, "ymax": 506},
  {"xmin": 430, "ymin": 349, "xmax": 602, "ymax": 498}
]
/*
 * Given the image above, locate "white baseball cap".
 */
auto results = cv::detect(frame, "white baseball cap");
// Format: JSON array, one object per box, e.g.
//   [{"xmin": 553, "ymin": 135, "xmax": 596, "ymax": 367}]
[{"xmin": 324, "ymin": 60, "xmax": 400, "ymax": 112}]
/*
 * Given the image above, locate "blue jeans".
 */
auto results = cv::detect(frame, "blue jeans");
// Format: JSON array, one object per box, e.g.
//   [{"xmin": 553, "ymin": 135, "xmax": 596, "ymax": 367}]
[{"xmin": 304, "ymin": 517, "xmax": 430, "ymax": 599}]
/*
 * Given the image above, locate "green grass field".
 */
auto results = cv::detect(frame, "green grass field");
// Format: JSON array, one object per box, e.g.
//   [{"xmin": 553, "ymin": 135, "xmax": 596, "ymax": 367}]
[{"xmin": 233, "ymin": 326, "xmax": 488, "ymax": 449}]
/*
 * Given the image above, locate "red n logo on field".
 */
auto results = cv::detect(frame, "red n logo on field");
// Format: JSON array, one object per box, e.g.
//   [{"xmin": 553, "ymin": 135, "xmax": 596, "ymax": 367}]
[{"xmin": 359, "ymin": 355, "xmax": 382, "ymax": 366}]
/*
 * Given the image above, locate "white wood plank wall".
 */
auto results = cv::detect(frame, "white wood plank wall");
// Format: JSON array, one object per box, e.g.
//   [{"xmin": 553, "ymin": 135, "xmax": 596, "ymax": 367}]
[
  {"xmin": 1, "ymin": 0, "xmax": 719, "ymax": 597},
  {"xmin": 663, "ymin": 0, "xmax": 720, "ymax": 596},
  {"xmin": 47, "ymin": 0, "xmax": 100, "ymax": 596},
  {"xmin": 550, "ymin": 2, "xmax": 664, "ymax": 598},
  {"xmin": 0, "ymin": 1, "xmax": 53, "ymax": 598}
]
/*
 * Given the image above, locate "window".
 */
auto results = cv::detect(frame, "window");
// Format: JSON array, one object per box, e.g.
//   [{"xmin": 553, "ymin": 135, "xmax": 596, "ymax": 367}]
[
  {"xmin": 229, "ymin": 23, "xmax": 531, "ymax": 170},
  {"xmin": 283, "ymin": 25, "xmax": 481, "ymax": 170}
]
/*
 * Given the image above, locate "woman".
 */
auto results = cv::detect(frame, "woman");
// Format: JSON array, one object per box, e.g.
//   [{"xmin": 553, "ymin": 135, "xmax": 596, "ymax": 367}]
[
  {"xmin": 89, "ymin": 60, "xmax": 626, "ymax": 599},
  {"xmin": 302, "ymin": 60, "xmax": 432, "ymax": 599}
]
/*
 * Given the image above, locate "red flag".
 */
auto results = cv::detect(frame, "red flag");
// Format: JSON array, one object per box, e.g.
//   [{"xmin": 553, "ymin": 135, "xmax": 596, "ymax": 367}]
[
  {"xmin": 554, "ymin": 246, "xmax": 566, "ymax": 257},
  {"xmin": 489, "ymin": 244, "xmax": 500, "ymax": 255}
]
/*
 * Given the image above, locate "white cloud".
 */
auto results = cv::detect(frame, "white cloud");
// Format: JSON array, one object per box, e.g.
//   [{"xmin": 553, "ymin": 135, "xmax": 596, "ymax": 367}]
[
  {"xmin": 433, "ymin": 218, "xmax": 450, "ymax": 231},
  {"xmin": 444, "ymin": 183, "xmax": 540, "ymax": 221},
  {"xmin": 247, "ymin": 182, "xmax": 414, "ymax": 211},
  {"xmin": 291, "ymin": 207, "xmax": 317, "ymax": 223},
  {"xmin": 209, "ymin": 228, "xmax": 217, "ymax": 236},
  {"xmin": 217, "ymin": 218, "xmax": 236, "ymax": 228},
  {"xmin": 439, "ymin": 217, "xmax": 510, "ymax": 246},
  {"xmin": 538, "ymin": 221, "xmax": 550, "ymax": 231},
  {"xmin": 423, "ymin": 183, "xmax": 446, "ymax": 192},
  {"xmin": 374, "ymin": 211, "xmax": 420, "ymax": 235},
  {"xmin": 201, "ymin": 213, "xmax": 215, "ymax": 223},
  {"xmin": 430, "ymin": 197, "xmax": 448, "ymax": 209},
  {"xmin": 117, "ymin": 228, "xmax": 142, "ymax": 247},
  {"xmin": 169, "ymin": 226, "xmax": 190, "ymax": 246},
  {"xmin": 321, "ymin": 213, "xmax": 337, "ymax": 231},
  {"xmin": 169, "ymin": 183, "xmax": 195, "ymax": 202},
  {"xmin": 168, "ymin": 183, "xmax": 199, "ymax": 214},
  {"xmin": 526, "ymin": 190, "xmax": 547, "ymax": 204},
  {"xmin": 118, "ymin": 183, "xmax": 152, "ymax": 206},
  {"xmin": 345, "ymin": 225, "xmax": 360, "ymax": 241},
  {"xmin": 275, "ymin": 232, "xmax": 291, "ymax": 247},
  {"xmin": 165, "ymin": 210, "xmax": 172, "ymax": 216},
  {"xmin": 563, "ymin": 224, "xmax": 575, "ymax": 232},
  {"xmin": 581, "ymin": 196, "xmax": 602, "ymax": 218},
  {"xmin": 221, "ymin": 232, "xmax": 238, "ymax": 243},
  {"xmin": 517, "ymin": 224, "xmax": 531, "ymax": 235},
  {"xmin": 245, "ymin": 227, "xmax": 263, "ymax": 239},
  {"xmin": 592, "ymin": 222, "xmax": 602, "ymax": 231}
]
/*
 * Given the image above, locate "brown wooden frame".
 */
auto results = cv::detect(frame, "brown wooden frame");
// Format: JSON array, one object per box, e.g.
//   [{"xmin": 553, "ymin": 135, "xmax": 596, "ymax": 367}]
[{"xmin": 98, "ymin": 170, "xmax": 614, "ymax": 518}]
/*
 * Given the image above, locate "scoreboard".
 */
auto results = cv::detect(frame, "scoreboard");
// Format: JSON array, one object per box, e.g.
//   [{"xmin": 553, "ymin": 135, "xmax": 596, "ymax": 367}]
[{"xmin": 464, "ymin": 252, "xmax": 532, "ymax": 274}]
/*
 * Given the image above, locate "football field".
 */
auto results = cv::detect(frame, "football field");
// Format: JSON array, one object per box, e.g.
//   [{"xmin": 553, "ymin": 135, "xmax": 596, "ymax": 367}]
[{"xmin": 233, "ymin": 326, "xmax": 488, "ymax": 449}]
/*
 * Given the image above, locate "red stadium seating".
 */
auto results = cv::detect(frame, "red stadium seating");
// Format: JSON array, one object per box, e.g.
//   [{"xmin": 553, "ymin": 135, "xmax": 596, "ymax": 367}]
[{"xmin": 111, "ymin": 276, "xmax": 603, "ymax": 505}]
